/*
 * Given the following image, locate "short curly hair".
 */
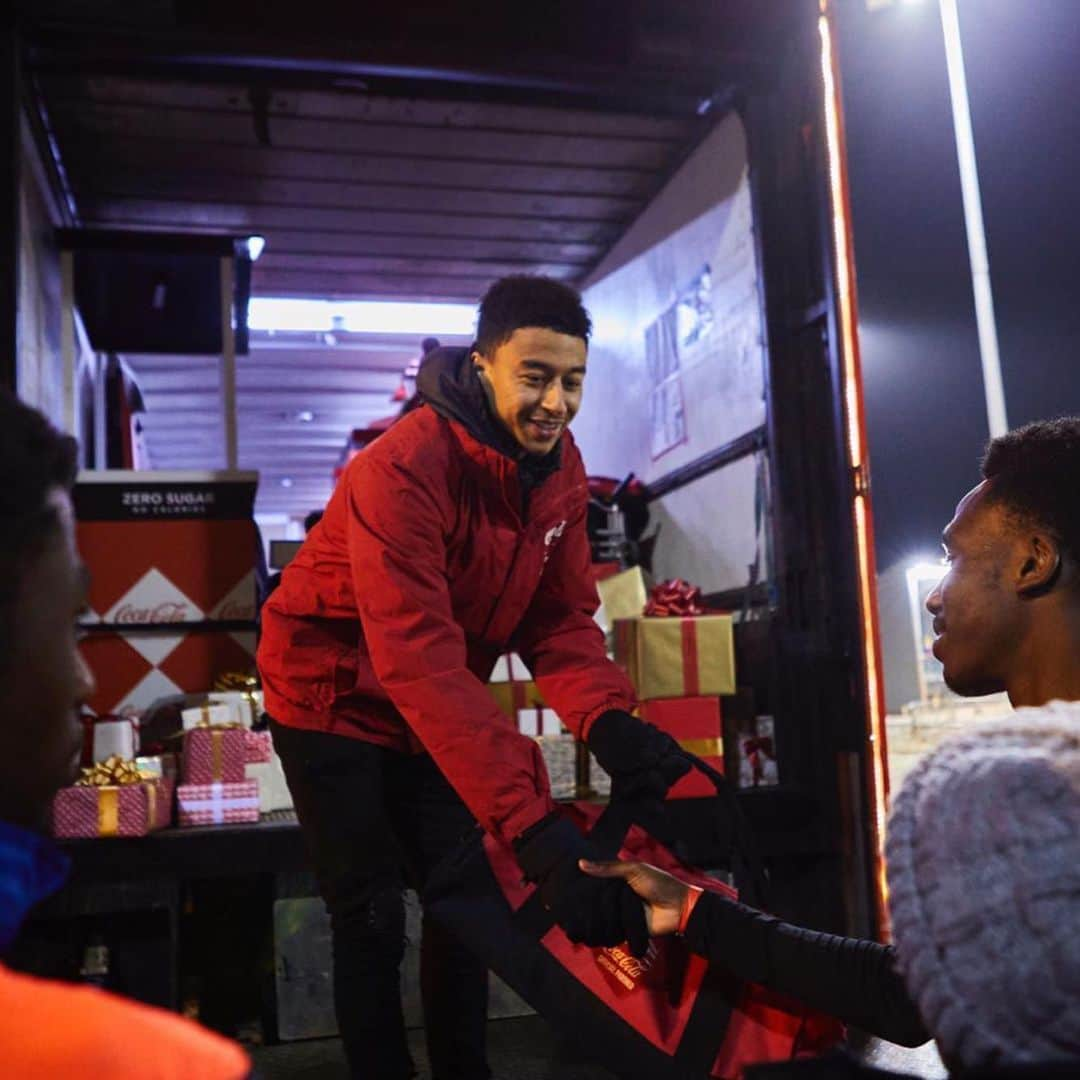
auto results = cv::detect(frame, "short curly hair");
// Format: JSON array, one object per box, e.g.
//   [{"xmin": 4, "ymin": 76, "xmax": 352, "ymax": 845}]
[
  {"xmin": 981, "ymin": 417, "xmax": 1080, "ymax": 564},
  {"xmin": 474, "ymin": 275, "xmax": 591, "ymax": 356},
  {"xmin": 0, "ymin": 392, "xmax": 79, "ymax": 659}
]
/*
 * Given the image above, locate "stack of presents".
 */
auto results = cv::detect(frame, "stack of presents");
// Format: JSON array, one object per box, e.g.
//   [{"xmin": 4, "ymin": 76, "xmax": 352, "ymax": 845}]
[
  {"xmin": 51, "ymin": 686, "xmax": 287, "ymax": 839},
  {"xmin": 52, "ymin": 470, "xmax": 293, "ymax": 840},
  {"xmin": 488, "ymin": 566, "xmax": 778, "ymax": 800}
]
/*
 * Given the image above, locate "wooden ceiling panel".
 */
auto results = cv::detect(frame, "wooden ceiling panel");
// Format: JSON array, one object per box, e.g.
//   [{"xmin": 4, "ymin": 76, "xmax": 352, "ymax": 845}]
[
  {"xmin": 42, "ymin": 76, "xmax": 699, "ymax": 141},
  {"xmin": 68, "ymin": 170, "xmax": 639, "ymax": 223},
  {"xmin": 48, "ymin": 100, "xmax": 681, "ymax": 170},
  {"xmin": 76, "ymin": 198, "xmax": 623, "ymax": 245},
  {"xmin": 52, "ymin": 134, "xmax": 655, "ymax": 198}
]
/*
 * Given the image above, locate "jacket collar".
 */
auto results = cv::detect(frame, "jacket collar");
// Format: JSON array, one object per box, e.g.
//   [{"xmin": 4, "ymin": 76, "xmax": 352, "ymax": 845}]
[
  {"xmin": 0, "ymin": 820, "xmax": 69, "ymax": 952},
  {"xmin": 417, "ymin": 348, "xmax": 562, "ymax": 472}
]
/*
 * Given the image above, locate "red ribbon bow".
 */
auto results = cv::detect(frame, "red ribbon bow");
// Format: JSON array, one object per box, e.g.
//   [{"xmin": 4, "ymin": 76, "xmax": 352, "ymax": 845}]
[{"xmin": 644, "ymin": 578, "xmax": 707, "ymax": 618}]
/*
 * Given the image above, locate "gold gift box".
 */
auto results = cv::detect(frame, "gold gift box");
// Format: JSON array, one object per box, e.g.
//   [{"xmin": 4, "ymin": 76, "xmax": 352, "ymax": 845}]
[
  {"xmin": 596, "ymin": 566, "xmax": 648, "ymax": 623},
  {"xmin": 613, "ymin": 615, "xmax": 735, "ymax": 701},
  {"xmin": 488, "ymin": 679, "xmax": 544, "ymax": 720}
]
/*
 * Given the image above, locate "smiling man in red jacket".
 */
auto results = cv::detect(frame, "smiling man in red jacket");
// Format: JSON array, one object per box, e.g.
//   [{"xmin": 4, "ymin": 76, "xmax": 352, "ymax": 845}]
[{"xmin": 257, "ymin": 275, "xmax": 689, "ymax": 1080}]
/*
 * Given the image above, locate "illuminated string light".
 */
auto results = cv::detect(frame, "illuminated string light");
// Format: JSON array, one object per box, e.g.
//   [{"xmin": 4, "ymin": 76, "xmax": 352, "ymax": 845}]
[{"xmin": 819, "ymin": 3, "xmax": 892, "ymax": 937}]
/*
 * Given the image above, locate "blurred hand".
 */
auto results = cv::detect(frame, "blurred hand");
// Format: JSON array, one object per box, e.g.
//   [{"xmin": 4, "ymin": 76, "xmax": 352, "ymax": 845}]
[{"xmin": 579, "ymin": 859, "xmax": 691, "ymax": 936}]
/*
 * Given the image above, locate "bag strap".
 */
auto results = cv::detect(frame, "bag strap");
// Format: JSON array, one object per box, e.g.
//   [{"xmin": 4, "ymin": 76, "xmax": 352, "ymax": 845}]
[{"xmin": 688, "ymin": 756, "xmax": 769, "ymax": 908}]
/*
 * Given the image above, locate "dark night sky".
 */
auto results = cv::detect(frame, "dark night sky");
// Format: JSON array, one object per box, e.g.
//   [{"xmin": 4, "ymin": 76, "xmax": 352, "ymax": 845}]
[{"xmin": 837, "ymin": 0, "xmax": 1080, "ymax": 571}]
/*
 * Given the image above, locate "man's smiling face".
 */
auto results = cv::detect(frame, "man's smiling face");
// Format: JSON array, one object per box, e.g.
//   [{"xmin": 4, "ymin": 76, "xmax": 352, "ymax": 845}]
[{"xmin": 472, "ymin": 326, "xmax": 587, "ymax": 455}]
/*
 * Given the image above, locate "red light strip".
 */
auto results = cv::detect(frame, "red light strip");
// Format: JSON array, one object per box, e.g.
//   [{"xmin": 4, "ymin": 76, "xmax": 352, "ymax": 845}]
[{"xmin": 818, "ymin": 1, "xmax": 891, "ymax": 937}]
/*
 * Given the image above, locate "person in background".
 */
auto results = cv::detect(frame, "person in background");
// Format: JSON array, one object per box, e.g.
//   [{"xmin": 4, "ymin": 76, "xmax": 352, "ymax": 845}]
[
  {"xmin": 0, "ymin": 391, "xmax": 252, "ymax": 1079},
  {"xmin": 258, "ymin": 275, "xmax": 692, "ymax": 1080},
  {"xmin": 396, "ymin": 337, "xmax": 442, "ymax": 418},
  {"xmin": 584, "ymin": 417, "xmax": 1080, "ymax": 1077},
  {"xmin": 261, "ymin": 509, "xmax": 326, "ymax": 605}
]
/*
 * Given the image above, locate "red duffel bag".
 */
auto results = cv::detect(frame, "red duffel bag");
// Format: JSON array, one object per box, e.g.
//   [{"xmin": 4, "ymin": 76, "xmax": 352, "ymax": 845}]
[{"xmin": 423, "ymin": 761, "xmax": 843, "ymax": 1079}]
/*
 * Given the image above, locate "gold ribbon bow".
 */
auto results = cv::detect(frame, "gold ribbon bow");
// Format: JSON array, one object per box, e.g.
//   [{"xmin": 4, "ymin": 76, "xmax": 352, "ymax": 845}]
[
  {"xmin": 75, "ymin": 755, "xmax": 158, "ymax": 836},
  {"xmin": 212, "ymin": 671, "xmax": 261, "ymax": 726},
  {"xmin": 76, "ymin": 754, "xmax": 146, "ymax": 787}
]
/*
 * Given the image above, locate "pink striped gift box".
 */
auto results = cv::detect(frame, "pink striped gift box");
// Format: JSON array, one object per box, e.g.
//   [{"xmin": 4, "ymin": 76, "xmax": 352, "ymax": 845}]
[
  {"xmin": 243, "ymin": 729, "xmax": 272, "ymax": 764},
  {"xmin": 177, "ymin": 780, "xmax": 259, "ymax": 826},
  {"xmin": 51, "ymin": 776, "xmax": 173, "ymax": 839},
  {"xmin": 181, "ymin": 726, "xmax": 247, "ymax": 784}
]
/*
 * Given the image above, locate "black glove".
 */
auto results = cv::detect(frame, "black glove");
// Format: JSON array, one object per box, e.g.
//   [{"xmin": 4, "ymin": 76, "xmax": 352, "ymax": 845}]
[
  {"xmin": 514, "ymin": 812, "xmax": 649, "ymax": 957},
  {"xmin": 587, "ymin": 709, "xmax": 693, "ymax": 801}
]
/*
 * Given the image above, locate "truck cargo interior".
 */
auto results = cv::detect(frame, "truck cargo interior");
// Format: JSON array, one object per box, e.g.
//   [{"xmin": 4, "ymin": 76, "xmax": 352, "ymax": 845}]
[{"xmin": 10, "ymin": 0, "xmax": 895, "ymax": 1056}]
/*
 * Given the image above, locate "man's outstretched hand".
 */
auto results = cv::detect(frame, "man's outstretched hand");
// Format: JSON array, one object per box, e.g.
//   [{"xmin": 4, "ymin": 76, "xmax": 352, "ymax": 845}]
[
  {"xmin": 514, "ymin": 814, "xmax": 651, "ymax": 956},
  {"xmin": 578, "ymin": 859, "xmax": 693, "ymax": 937}
]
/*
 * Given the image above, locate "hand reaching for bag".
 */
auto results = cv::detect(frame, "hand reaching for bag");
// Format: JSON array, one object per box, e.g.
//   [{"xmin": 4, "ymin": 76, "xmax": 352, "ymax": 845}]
[
  {"xmin": 579, "ymin": 859, "xmax": 696, "ymax": 937},
  {"xmin": 514, "ymin": 814, "xmax": 651, "ymax": 956}
]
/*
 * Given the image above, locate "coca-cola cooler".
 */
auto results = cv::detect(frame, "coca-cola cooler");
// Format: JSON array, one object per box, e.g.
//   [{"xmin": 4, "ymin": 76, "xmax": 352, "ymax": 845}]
[{"xmin": 74, "ymin": 470, "xmax": 260, "ymax": 716}]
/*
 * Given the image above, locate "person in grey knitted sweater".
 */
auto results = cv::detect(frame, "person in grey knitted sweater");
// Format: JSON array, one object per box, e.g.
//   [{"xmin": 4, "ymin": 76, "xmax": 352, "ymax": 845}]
[{"xmin": 582, "ymin": 418, "xmax": 1080, "ymax": 1075}]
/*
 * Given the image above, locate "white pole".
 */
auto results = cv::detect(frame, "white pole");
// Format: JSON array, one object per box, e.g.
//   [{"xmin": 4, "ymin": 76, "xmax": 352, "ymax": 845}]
[
  {"xmin": 939, "ymin": 0, "xmax": 1008, "ymax": 438},
  {"xmin": 220, "ymin": 256, "xmax": 238, "ymax": 469}
]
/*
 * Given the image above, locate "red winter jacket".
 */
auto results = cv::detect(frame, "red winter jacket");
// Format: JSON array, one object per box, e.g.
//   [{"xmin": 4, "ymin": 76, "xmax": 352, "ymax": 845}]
[{"xmin": 258, "ymin": 398, "xmax": 636, "ymax": 846}]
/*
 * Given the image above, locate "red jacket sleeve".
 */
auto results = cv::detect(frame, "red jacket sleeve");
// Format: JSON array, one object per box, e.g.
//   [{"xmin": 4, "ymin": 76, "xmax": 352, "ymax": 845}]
[
  {"xmin": 345, "ymin": 446, "xmax": 554, "ymax": 846},
  {"xmin": 511, "ymin": 462, "xmax": 637, "ymax": 739}
]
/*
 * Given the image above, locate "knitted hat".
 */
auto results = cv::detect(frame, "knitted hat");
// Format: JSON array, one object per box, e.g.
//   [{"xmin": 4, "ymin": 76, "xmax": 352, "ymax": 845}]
[{"xmin": 885, "ymin": 701, "xmax": 1080, "ymax": 1069}]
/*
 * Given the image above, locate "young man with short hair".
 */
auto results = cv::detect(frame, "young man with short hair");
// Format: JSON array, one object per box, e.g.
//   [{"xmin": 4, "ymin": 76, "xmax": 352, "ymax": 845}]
[
  {"xmin": 0, "ymin": 391, "xmax": 251, "ymax": 1079},
  {"xmin": 258, "ymin": 275, "xmax": 689, "ymax": 1080},
  {"xmin": 584, "ymin": 418, "xmax": 1080, "ymax": 1073}
]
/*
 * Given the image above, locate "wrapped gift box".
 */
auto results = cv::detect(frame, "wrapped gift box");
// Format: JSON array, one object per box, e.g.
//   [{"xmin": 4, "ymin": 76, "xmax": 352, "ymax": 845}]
[
  {"xmin": 536, "ymin": 734, "xmax": 578, "ymax": 801},
  {"xmin": 596, "ymin": 566, "xmax": 648, "ymax": 624},
  {"xmin": 81, "ymin": 715, "xmax": 138, "ymax": 765},
  {"xmin": 207, "ymin": 689, "xmax": 263, "ymax": 728},
  {"xmin": 489, "ymin": 653, "xmax": 544, "ymax": 721},
  {"xmin": 52, "ymin": 775, "xmax": 173, "ymax": 839},
  {"xmin": 489, "ymin": 653, "xmax": 527, "ymax": 683},
  {"xmin": 640, "ymin": 697, "xmax": 724, "ymax": 799},
  {"xmin": 181, "ymin": 702, "xmax": 233, "ymax": 731},
  {"xmin": 613, "ymin": 614, "xmax": 735, "ymax": 701},
  {"xmin": 243, "ymin": 729, "xmax": 273, "ymax": 764},
  {"xmin": 517, "ymin": 706, "xmax": 562, "ymax": 737},
  {"xmin": 246, "ymin": 752, "xmax": 294, "ymax": 813},
  {"xmin": 134, "ymin": 753, "xmax": 178, "ymax": 781},
  {"xmin": 181, "ymin": 725, "xmax": 248, "ymax": 784},
  {"xmin": 738, "ymin": 716, "xmax": 778, "ymax": 788},
  {"xmin": 177, "ymin": 780, "xmax": 260, "ymax": 826}
]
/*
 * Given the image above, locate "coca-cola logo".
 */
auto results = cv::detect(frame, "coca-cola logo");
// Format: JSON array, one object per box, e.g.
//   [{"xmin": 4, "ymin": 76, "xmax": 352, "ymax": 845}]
[
  {"xmin": 113, "ymin": 601, "xmax": 190, "ymax": 624},
  {"xmin": 595, "ymin": 941, "xmax": 661, "ymax": 995},
  {"xmin": 217, "ymin": 600, "xmax": 255, "ymax": 621}
]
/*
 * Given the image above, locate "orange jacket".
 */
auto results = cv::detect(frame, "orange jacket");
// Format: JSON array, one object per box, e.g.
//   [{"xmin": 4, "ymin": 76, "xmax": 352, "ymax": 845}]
[{"xmin": 0, "ymin": 962, "xmax": 251, "ymax": 1079}]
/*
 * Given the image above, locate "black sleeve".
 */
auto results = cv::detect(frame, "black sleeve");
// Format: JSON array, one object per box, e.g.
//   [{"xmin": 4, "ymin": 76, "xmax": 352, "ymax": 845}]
[{"xmin": 682, "ymin": 892, "xmax": 930, "ymax": 1047}]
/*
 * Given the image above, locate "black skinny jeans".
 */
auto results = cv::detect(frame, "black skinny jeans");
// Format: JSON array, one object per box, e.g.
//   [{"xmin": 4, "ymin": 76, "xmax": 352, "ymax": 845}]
[{"xmin": 271, "ymin": 720, "xmax": 491, "ymax": 1080}]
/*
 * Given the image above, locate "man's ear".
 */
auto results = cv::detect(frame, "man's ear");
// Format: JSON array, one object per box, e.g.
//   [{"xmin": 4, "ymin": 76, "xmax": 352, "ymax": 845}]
[{"xmin": 1016, "ymin": 532, "xmax": 1062, "ymax": 597}]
